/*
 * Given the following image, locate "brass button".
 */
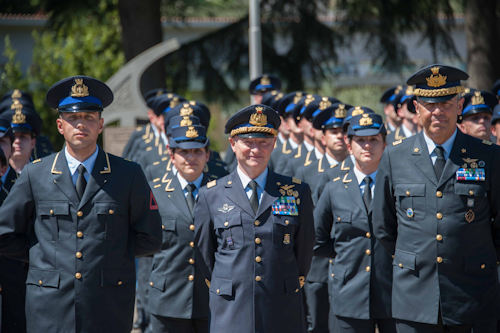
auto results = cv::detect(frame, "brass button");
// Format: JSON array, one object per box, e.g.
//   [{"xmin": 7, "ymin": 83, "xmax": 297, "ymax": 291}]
[
  {"xmin": 255, "ymin": 237, "xmax": 261, "ymax": 244},
  {"xmin": 188, "ymin": 258, "xmax": 195, "ymax": 265},
  {"xmin": 189, "ymin": 224, "xmax": 195, "ymax": 231},
  {"xmin": 337, "ymin": 217, "xmax": 341, "ymax": 222},
  {"xmin": 285, "ymin": 220, "xmax": 290, "ymax": 225},
  {"xmin": 329, "ymin": 259, "xmax": 333, "ymax": 264},
  {"xmin": 436, "ymin": 191, "xmax": 443, "ymax": 198},
  {"xmin": 49, "ymin": 209, "xmax": 54, "ymax": 215},
  {"xmin": 398, "ymin": 263, "xmax": 403, "ymax": 268},
  {"xmin": 188, "ymin": 275, "xmax": 194, "ymax": 281},
  {"xmin": 224, "ymin": 221, "xmax": 229, "ymax": 227},
  {"xmin": 436, "ymin": 257, "xmax": 443, "ymax": 263},
  {"xmin": 216, "ymin": 289, "xmax": 220, "ymax": 294},
  {"xmin": 161, "ymin": 225, "xmax": 165, "ymax": 230},
  {"xmin": 405, "ymin": 190, "xmax": 410, "ymax": 196},
  {"xmin": 255, "ymin": 256, "xmax": 262, "ymax": 263},
  {"xmin": 75, "ymin": 272, "xmax": 82, "ymax": 279},
  {"xmin": 255, "ymin": 275, "xmax": 262, "ymax": 282},
  {"xmin": 117, "ymin": 280, "xmax": 123, "ymax": 286},
  {"xmin": 468, "ymin": 190, "xmax": 474, "ymax": 196},
  {"xmin": 189, "ymin": 241, "xmax": 194, "ymax": 248},
  {"xmin": 365, "ymin": 266, "xmax": 371, "ymax": 272},
  {"xmin": 480, "ymin": 264, "xmax": 486, "ymax": 269},
  {"xmin": 77, "ymin": 211, "xmax": 83, "ymax": 217},
  {"xmin": 76, "ymin": 231, "xmax": 83, "ymax": 238},
  {"xmin": 365, "ymin": 249, "xmax": 371, "ymax": 255},
  {"xmin": 149, "ymin": 281, "xmax": 154, "ymax": 287},
  {"xmin": 365, "ymin": 232, "xmax": 371, "ymax": 238},
  {"xmin": 108, "ymin": 209, "xmax": 114, "ymax": 215},
  {"xmin": 436, "ymin": 212, "xmax": 443, "ymax": 220},
  {"xmin": 38, "ymin": 280, "xmax": 43, "ymax": 285},
  {"xmin": 436, "ymin": 234, "xmax": 443, "ymax": 241},
  {"xmin": 331, "ymin": 273, "xmax": 335, "ymax": 277},
  {"xmin": 295, "ymin": 288, "xmax": 299, "ymax": 293},
  {"xmin": 254, "ymin": 220, "xmax": 260, "ymax": 226},
  {"xmin": 75, "ymin": 251, "xmax": 82, "ymax": 259}
]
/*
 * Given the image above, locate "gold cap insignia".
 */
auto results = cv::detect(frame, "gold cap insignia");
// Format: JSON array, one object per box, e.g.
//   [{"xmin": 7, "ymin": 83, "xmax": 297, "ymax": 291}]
[
  {"xmin": 319, "ymin": 97, "xmax": 331, "ymax": 110},
  {"xmin": 271, "ymin": 90, "xmax": 278, "ymax": 96},
  {"xmin": 185, "ymin": 126, "xmax": 198, "ymax": 138},
  {"xmin": 11, "ymin": 103, "xmax": 26, "ymax": 124},
  {"xmin": 11, "ymin": 89, "xmax": 21, "ymax": 99},
  {"xmin": 180, "ymin": 103, "xmax": 193, "ymax": 116},
  {"xmin": 261, "ymin": 75, "xmax": 270, "ymax": 85},
  {"xmin": 189, "ymin": 100, "xmax": 197, "ymax": 106},
  {"xmin": 352, "ymin": 106, "xmax": 364, "ymax": 116},
  {"xmin": 334, "ymin": 104, "xmax": 347, "ymax": 118},
  {"xmin": 304, "ymin": 94, "xmax": 315, "ymax": 106},
  {"xmin": 170, "ymin": 97, "xmax": 180, "ymax": 108},
  {"xmin": 359, "ymin": 113, "xmax": 373, "ymax": 126},
  {"xmin": 180, "ymin": 116, "xmax": 192, "ymax": 127},
  {"xmin": 426, "ymin": 67, "xmax": 447, "ymax": 88},
  {"xmin": 405, "ymin": 86, "xmax": 414, "ymax": 95},
  {"xmin": 71, "ymin": 78, "xmax": 89, "ymax": 97},
  {"xmin": 274, "ymin": 92, "xmax": 283, "ymax": 101},
  {"xmin": 250, "ymin": 106, "xmax": 268, "ymax": 126},
  {"xmin": 395, "ymin": 85, "xmax": 403, "ymax": 94},
  {"xmin": 293, "ymin": 92, "xmax": 303, "ymax": 104},
  {"xmin": 464, "ymin": 88, "xmax": 470, "ymax": 94},
  {"xmin": 471, "ymin": 91, "xmax": 484, "ymax": 105}
]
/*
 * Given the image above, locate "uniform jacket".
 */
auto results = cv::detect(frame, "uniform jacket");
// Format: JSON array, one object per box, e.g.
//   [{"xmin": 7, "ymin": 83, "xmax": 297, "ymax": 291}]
[
  {"xmin": 385, "ymin": 126, "xmax": 406, "ymax": 145},
  {"xmin": 314, "ymin": 167, "xmax": 392, "ymax": 319},
  {"xmin": 273, "ymin": 141, "xmax": 302, "ymax": 175},
  {"xmin": 0, "ymin": 148, "xmax": 162, "ymax": 333},
  {"xmin": 314, "ymin": 157, "xmax": 354, "ymax": 203},
  {"xmin": 268, "ymin": 138, "xmax": 292, "ymax": 173},
  {"xmin": 194, "ymin": 169, "xmax": 315, "ymax": 333},
  {"xmin": 122, "ymin": 124, "xmax": 149, "ymax": 160},
  {"xmin": 373, "ymin": 131, "xmax": 500, "ymax": 325},
  {"xmin": 147, "ymin": 171, "xmax": 211, "ymax": 319},
  {"xmin": 281, "ymin": 143, "xmax": 316, "ymax": 177}
]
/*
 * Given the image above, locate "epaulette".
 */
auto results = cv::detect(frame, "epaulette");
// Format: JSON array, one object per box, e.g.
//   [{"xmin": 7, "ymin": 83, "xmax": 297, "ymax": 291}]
[
  {"xmin": 153, "ymin": 161, "xmax": 160, "ymax": 166},
  {"xmin": 292, "ymin": 177, "xmax": 301, "ymax": 184},
  {"xmin": 482, "ymin": 140, "xmax": 493, "ymax": 145},
  {"xmin": 153, "ymin": 178, "xmax": 160, "ymax": 183},
  {"xmin": 392, "ymin": 139, "xmax": 403, "ymax": 146},
  {"xmin": 32, "ymin": 158, "xmax": 42, "ymax": 164},
  {"xmin": 333, "ymin": 176, "xmax": 341, "ymax": 182},
  {"xmin": 207, "ymin": 180, "xmax": 217, "ymax": 188}
]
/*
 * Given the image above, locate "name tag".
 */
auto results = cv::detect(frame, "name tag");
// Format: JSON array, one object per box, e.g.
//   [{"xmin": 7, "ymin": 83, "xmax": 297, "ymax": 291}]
[
  {"xmin": 456, "ymin": 168, "xmax": 485, "ymax": 181},
  {"xmin": 272, "ymin": 196, "xmax": 298, "ymax": 216}
]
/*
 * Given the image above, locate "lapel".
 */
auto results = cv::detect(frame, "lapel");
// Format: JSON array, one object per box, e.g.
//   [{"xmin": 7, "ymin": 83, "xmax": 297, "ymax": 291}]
[
  {"xmin": 78, "ymin": 148, "xmax": 111, "ymax": 210},
  {"xmin": 256, "ymin": 171, "xmax": 282, "ymax": 217},
  {"xmin": 166, "ymin": 173, "xmax": 193, "ymax": 219},
  {"xmin": 437, "ymin": 130, "xmax": 467, "ymax": 188},
  {"xmin": 341, "ymin": 169, "xmax": 367, "ymax": 214},
  {"xmin": 51, "ymin": 151, "xmax": 80, "ymax": 207},
  {"xmin": 412, "ymin": 133, "xmax": 438, "ymax": 185},
  {"xmin": 224, "ymin": 172, "xmax": 255, "ymax": 217}
]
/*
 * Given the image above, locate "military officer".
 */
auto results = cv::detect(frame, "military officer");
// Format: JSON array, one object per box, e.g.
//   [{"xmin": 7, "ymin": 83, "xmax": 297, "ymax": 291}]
[
  {"xmin": 380, "ymin": 85, "xmax": 403, "ymax": 133},
  {"xmin": 249, "ymin": 74, "xmax": 281, "ymax": 105},
  {"xmin": 315, "ymin": 113, "xmax": 395, "ymax": 333},
  {"xmin": 0, "ymin": 75, "xmax": 162, "ymax": 333},
  {"xmin": 194, "ymin": 104, "xmax": 314, "ymax": 333},
  {"xmin": 491, "ymin": 104, "xmax": 500, "ymax": 145},
  {"xmin": 457, "ymin": 90, "xmax": 497, "ymax": 142},
  {"xmin": 386, "ymin": 86, "xmax": 419, "ymax": 145},
  {"xmin": 373, "ymin": 64, "xmax": 500, "ymax": 332}
]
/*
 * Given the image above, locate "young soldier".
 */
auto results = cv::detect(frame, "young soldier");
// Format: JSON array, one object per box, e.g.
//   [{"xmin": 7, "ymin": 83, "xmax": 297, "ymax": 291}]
[{"xmin": 458, "ymin": 90, "xmax": 497, "ymax": 142}]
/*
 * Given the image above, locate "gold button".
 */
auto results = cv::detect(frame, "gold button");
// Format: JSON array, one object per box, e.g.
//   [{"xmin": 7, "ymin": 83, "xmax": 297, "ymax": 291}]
[
  {"xmin": 150, "ymin": 281, "xmax": 154, "ymax": 286},
  {"xmin": 436, "ymin": 213, "xmax": 443, "ymax": 220},
  {"xmin": 75, "ymin": 251, "xmax": 82, "ymax": 259},
  {"xmin": 255, "ymin": 276, "xmax": 262, "ymax": 282},
  {"xmin": 188, "ymin": 275, "xmax": 194, "ymax": 281},
  {"xmin": 436, "ymin": 234, "xmax": 443, "ymax": 241},
  {"xmin": 254, "ymin": 220, "xmax": 260, "ymax": 226},
  {"xmin": 255, "ymin": 237, "xmax": 261, "ymax": 244},
  {"xmin": 255, "ymin": 256, "xmax": 262, "ymax": 263},
  {"xmin": 406, "ymin": 190, "xmax": 410, "ymax": 196},
  {"xmin": 224, "ymin": 221, "xmax": 229, "ymax": 227},
  {"xmin": 285, "ymin": 220, "xmax": 290, "ymax": 225},
  {"xmin": 480, "ymin": 264, "xmax": 486, "ymax": 269},
  {"xmin": 189, "ymin": 241, "xmax": 194, "ymax": 248},
  {"xmin": 49, "ymin": 209, "xmax": 54, "ymax": 215},
  {"xmin": 331, "ymin": 273, "xmax": 334, "ymax": 277},
  {"xmin": 77, "ymin": 211, "xmax": 83, "ymax": 217},
  {"xmin": 108, "ymin": 209, "xmax": 114, "ymax": 215},
  {"xmin": 436, "ymin": 257, "xmax": 443, "ymax": 263},
  {"xmin": 365, "ymin": 249, "xmax": 371, "ymax": 255},
  {"xmin": 162, "ymin": 225, "xmax": 165, "ymax": 230},
  {"xmin": 188, "ymin": 258, "xmax": 195, "ymax": 264},
  {"xmin": 329, "ymin": 259, "xmax": 333, "ymax": 264},
  {"xmin": 117, "ymin": 280, "xmax": 123, "ymax": 286},
  {"xmin": 365, "ymin": 266, "xmax": 371, "ymax": 272},
  {"xmin": 216, "ymin": 289, "xmax": 220, "ymax": 294},
  {"xmin": 75, "ymin": 272, "xmax": 82, "ymax": 279},
  {"xmin": 337, "ymin": 217, "xmax": 341, "ymax": 221},
  {"xmin": 365, "ymin": 232, "xmax": 371, "ymax": 238},
  {"xmin": 76, "ymin": 231, "xmax": 83, "ymax": 238},
  {"xmin": 398, "ymin": 263, "xmax": 403, "ymax": 268},
  {"xmin": 189, "ymin": 224, "xmax": 195, "ymax": 231},
  {"xmin": 38, "ymin": 280, "xmax": 43, "ymax": 285},
  {"xmin": 436, "ymin": 191, "xmax": 443, "ymax": 198},
  {"xmin": 468, "ymin": 190, "xmax": 474, "ymax": 196}
]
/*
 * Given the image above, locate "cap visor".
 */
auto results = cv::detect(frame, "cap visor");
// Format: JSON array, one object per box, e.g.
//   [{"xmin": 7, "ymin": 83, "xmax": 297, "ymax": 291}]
[
  {"xmin": 349, "ymin": 128, "xmax": 383, "ymax": 137},
  {"xmin": 236, "ymin": 132, "xmax": 275, "ymax": 138},
  {"xmin": 417, "ymin": 95, "xmax": 455, "ymax": 103}
]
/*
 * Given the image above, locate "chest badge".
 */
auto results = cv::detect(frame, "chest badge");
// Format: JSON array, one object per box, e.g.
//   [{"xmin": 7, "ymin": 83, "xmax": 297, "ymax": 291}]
[
  {"xmin": 218, "ymin": 203, "xmax": 235, "ymax": 213},
  {"xmin": 406, "ymin": 208, "xmax": 414, "ymax": 218},
  {"xmin": 465, "ymin": 209, "xmax": 475, "ymax": 223},
  {"xmin": 283, "ymin": 233, "xmax": 291, "ymax": 245}
]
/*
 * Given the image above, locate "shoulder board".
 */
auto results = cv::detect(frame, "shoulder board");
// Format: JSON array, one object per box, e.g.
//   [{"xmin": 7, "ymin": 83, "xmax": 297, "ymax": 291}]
[
  {"xmin": 292, "ymin": 177, "xmax": 301, "ymax": 184},
  {"xmin": 32, "ymin": 158, "xmax": 42, "ymax": 164},
  {"xmin": 482, "ymin": 140, "xmax": 493, "ymax": 145},
  {"xmin": 333, "ymin": 176, "xmax": 341, "ymax": 182},
  {"xmin": 207, "ymin": 180, "xmax": 217, "ymax": 188},
  {"xmin": 153, "ymin": 161, "xmax": 160, "ymax": 165},
  {"xmin": 392, "ymin": 139, "xmax": 403, "ymax": 146}
]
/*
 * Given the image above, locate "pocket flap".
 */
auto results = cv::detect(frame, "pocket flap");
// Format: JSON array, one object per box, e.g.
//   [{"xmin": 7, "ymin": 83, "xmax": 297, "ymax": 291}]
[
  {"xmin": 333, "ymin": 212, "xmax": 352, "ymax": 223},
  {"xmin": 26, "ymin": 268, "xmax": 60, "ymax": 288},
  {"xmin": 284, "ymin": 276, "xmax": 300, "ymax": 294},
  {"xmin": 393, "ymin": 249, "xmax": 416, "ymax": 270},
  {"xmin": 210, "ymin": 277, "xmax": 233, "ymax": 296},
  {"xmin": 94, "ymin": 202, "xmax": 120, "ymax": 215},
  {"xmin": 454, "ymin": 183, "xmax": 487, "ymax": 197},
  {"xmin": 38, "ymin": 202, "xmax": 69, "ymax": 216},
  {"xmin": 394, "ymin": 184, "xmax": 425, "ymax": 197},
  {"xmin": 162, "ymin": 218, "xmax": 176, "ymax": 232},
  {"xmin": 274, "ymin": 216, "xmax": 299, "ymax": 226},
  {"xmin": 101, "ymin": 269, "xmax": 135, "ymax": 287},
  {"xmin": 148, "ymin": 272, "xmax": 166, "ymax": 291}
]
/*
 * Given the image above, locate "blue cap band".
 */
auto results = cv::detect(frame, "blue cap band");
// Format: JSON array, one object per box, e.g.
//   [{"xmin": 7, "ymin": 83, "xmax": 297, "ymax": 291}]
[
  {"xmin": 59, "ymin": 96, "xmax": 102, "ymax": 107},
  {"xmin": 234, "ymin": 122, "xmax": 274, "ymax": 130},
  {"xmin": 11, "ymin": 123, "xmax": 33, "ymax": 131},
  {"xmin": 173, "ymin": 136, "xmax": 207, "ymax": 143},
  {"xmin": 324, "ymin": 117, "xmax": 343, "ymax": 126},
  {"xmin": 400, "ymin": 94, "xmax": 414, "ymax": 103},
  {"xmin": 299, "ymin": 106, "xmax": 307, "ymax": 115},
  {"xmin": 352, "ymin": 123, "xmax": 382, "ymax": 130},
  {"xmin": 255, "ymin": 84, "xmax": 273, "ymax": 91},
  {"xmin": 162, "ymin": 106, "xmax": 173, "ymax": 114},
  {"xmin": 285, "ymin": 103, "xmax": 296, "ymax": 113},
  {"xmin": 463, "ymin": 104, "xmax": 491, "ymax": 115},
  {"xmin": 0, "ymin": 126, "xmax": 8, "ymax": 132},
  {"xmin": 388, "ymin": 94, "xmax": 398, "ymax": 102}
]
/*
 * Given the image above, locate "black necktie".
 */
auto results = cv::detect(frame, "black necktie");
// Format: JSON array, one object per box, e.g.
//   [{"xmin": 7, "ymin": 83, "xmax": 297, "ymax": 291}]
[
  {"xmin": 433, "ymin": 146, "xmax": 446, "ymax": 179},
  {"xmin": 186, "ymin": 183, "xmax": 196, "ymax": 214},
  {"xmin": 362, "ymin": 176, "xmax": 372, "ymax": 212},
  {"xmin": 76, "ymin": 164, "xmax": 87, "ymax": 200},
  {"xmin": 249, "ymin": 180, "xmax": 259, "ymax": 214}
]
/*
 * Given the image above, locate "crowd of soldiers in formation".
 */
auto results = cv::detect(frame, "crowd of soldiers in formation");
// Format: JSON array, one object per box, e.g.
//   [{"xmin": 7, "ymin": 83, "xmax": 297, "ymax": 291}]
[{"xmin": 0, "ymin": 65, "xmax": 498, "ymax": 333}]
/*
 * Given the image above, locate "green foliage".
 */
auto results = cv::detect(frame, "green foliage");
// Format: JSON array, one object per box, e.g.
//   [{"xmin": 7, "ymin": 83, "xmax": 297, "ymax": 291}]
[{"xmin": 0, "ymin": 36, "xmax": 29, "ymax": 93}]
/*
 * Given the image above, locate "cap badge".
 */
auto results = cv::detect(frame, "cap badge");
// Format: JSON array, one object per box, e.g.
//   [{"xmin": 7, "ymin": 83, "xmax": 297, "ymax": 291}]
[
  {"xmin": 352, "ymin": 106, "xmax": 364, "ymax": 116},
  {"xmin": 293, "ymin": 92, "xmax": 303, "ymax": 104},
  {"xmin": 169, "ymin": 97, "xmax": 180, "ymax": 108},
  {"xmin": 180, "ymin": 116, "xmax": 192, "ymax": 127},
  {"xmin": 180, "ymin": 104, "xmax": 193, "ymax": 116},
  {"xmin": 304, "ymin": 94, "xmax": 315, "ymax": 106},
  {"xmin": 335, "ymin": 104, "xmax": 347, "ymax": 118},
  {"xmin": 426, "ymin": 66, "xmax": 447, "ymax": 88},
  {"xmin": 319, "ymin": 97, "xmax": 331, "ymax": 110},
  {"xmin": 11, "ymin": 89, "xmax": 21, "ymax": 99},
  {"xmin": 250, "ymin": 106, "xmax": 268, "ymax": 126},
  {"xmin": 185, "ymin": 126, "xmax": 198, "ymax": 138},
  {"xmin": 261, "ymin": 75, "xmax": 270, "ymax": 85},
  {"xmin": 359, "ymin": 113, "xmax": 373, "ymax": 126},
  {"xmin": 71, "ymin": 78, "xmax": 89, "ymax": 97},
  {"xmin": 471, "ymin": 91, "xmax": 484, "ymax": 105},
  {"xmin": 11, "ymin": 101, "xmax": 26, "ymax": 124},
  {"xmin": 395, "ymin": 85, "xmax": 403, "ymax": 94}
]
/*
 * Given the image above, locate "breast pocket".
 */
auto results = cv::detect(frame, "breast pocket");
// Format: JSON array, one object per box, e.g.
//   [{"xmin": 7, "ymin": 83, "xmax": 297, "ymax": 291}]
[
  {"xmin": 454, "ymin": 183, "xmax": 489, "ymax": 223},
  {"xmin": 94, "ymin": 202, "xmax": 122, "ymax": 240},
  {"xmin": 394, "ymin": 184, "xmax": 426, "ymax": 220},
  {"xmin": 38, "ymin": 202, "xmax": 70, "ymax": 240},
  {"xmin": 214, "ymin": 210, "xmax": 244, "ymax": 250},
  {"xmin": 272, "ymin": 215, "xmax": 299, "ymax": 249}
]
